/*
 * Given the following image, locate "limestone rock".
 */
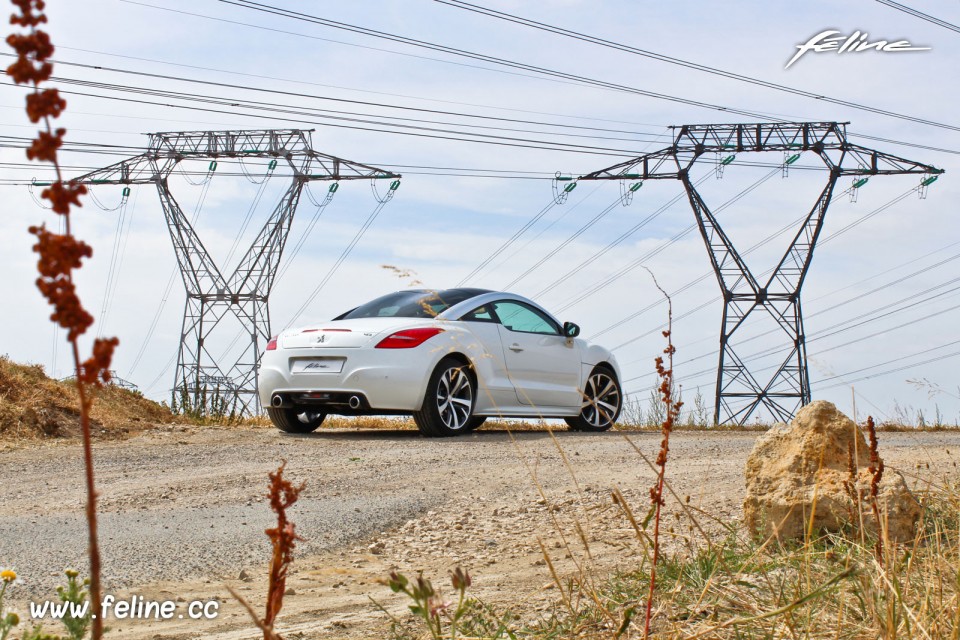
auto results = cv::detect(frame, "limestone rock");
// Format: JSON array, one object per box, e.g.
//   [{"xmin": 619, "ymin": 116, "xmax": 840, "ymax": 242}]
[{"xmin": 743, "ymin": 400, "xmax": 920, "ymax": 541}]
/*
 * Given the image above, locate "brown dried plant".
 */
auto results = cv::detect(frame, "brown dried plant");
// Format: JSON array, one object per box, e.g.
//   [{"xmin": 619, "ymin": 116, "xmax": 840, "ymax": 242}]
[
  {"xmin": 7, "ymin": 2, "xmax": 118, "ymax": 638},
  {"xmin": 642, "ymin": 268, "xmax": 683, "ymax": 639},
  {"xmin": 228, "ymin": 462, "xmax": 304, "ymax": 640},
  {"xmin": 865, "ymin": 415, "xmax": 886, "ymax": 565}
]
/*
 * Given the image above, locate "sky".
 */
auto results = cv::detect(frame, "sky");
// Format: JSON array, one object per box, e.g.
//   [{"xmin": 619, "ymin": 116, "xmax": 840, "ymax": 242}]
[{"xmin": 1, "ymin": 0, "xmax": 958, "ymax": 425}]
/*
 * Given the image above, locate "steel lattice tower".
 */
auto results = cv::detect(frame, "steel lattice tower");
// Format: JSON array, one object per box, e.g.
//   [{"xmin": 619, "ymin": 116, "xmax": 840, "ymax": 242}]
[
  {"xmin": 580, "ymin": 122, "xmax": 942, "ymax": 425},
  {"xmin": 74, "ymin": 130, "xmax": 399, "ymax": 415}
]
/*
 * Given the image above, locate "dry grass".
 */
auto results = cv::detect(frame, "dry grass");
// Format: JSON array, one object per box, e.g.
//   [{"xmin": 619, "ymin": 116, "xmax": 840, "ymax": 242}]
[
  {"xmin": 530, "ymin": 479, "xmax": 959, "ymax": 639},
  {"xmin": 384, "ymin": 449, "xmax": 960, "ymax": 640}
]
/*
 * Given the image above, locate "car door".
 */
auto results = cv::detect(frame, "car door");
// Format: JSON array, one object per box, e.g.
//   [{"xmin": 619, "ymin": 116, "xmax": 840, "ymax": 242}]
[
  {"xmin": 455, "ymin": 303, "xmax": 517, "ymax": 411},
  {"xmin": 491, "ymin": 300, "xmax": 581, "ymax": 407}
]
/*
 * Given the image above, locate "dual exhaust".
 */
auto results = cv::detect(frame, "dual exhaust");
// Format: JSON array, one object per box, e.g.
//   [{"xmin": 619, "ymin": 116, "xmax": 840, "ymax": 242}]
[{"xmin": 271, "ymin": 393, "xmax": 362, "ymax": 410}]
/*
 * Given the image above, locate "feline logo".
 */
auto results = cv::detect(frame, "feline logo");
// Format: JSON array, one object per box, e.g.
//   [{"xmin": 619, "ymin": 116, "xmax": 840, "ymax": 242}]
[
  {"xmin": 786, "ymin": 30, "xmax": 930, "ymax": 69},
  {"xmin": 305, "ymin": 362, "xmax": 330, "ymax": 369}
]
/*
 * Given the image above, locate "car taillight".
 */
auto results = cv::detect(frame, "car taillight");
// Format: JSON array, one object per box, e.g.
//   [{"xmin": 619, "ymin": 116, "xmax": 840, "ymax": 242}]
[
  {"xmin": 266, "ymin": 337, "xmax": 278, "ymax": 351},
  {"xmin": 375, "ymin": 328, "xmax": 444, "ymax": 349}
]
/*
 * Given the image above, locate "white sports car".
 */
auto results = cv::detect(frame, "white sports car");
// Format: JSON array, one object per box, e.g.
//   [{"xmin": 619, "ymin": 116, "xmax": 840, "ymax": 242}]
[{"xmin": 259, "ymin": 289, "xmax": 622, "ymax": 437}]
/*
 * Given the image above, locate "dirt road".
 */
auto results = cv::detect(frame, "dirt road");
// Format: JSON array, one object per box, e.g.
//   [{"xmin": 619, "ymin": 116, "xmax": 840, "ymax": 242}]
[{"xmin": 1, "ymin": 425, "xmax": 957, "ymax": 639}]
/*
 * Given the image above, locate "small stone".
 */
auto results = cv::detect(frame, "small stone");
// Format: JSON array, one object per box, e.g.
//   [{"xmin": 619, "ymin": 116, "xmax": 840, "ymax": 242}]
[{"xmin": 284, "ymin": 587, "xmax": 296, "ymax": 596}]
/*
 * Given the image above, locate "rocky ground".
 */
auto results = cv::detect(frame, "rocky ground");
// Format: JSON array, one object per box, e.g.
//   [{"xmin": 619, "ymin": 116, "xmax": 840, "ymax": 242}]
[{"xmin": 1, "ymin": 424, "xmax": 957, "ymax": 639}]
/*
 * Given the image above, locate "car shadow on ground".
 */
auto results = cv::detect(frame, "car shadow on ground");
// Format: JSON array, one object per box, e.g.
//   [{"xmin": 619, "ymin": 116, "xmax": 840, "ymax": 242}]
[{"xmin": 280, "ymin": 428, "xmax": 648, "ymax": 442}]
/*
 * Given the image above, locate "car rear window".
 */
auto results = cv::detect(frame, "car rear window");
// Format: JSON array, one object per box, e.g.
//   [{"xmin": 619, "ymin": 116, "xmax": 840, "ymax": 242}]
[{"xmin": 339, "ymin": 289, "xmax": 488, "ymax": 319}]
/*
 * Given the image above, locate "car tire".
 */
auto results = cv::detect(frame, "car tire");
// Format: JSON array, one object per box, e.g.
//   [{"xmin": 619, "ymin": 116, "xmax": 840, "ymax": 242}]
[
  {"xmin": 413, "ymin": 357, "xmax": 476, "ymax": 437},
  {"xmin": 465, "ymin": 416, "xmax": 487, "ymax": 431},
  {"xmin": 267, "ymin": 407, "xmax": 326, "ymax": 433},
  {"xmin": 565, "ymin": 366, "xmax": 622, "ymax": 432}
]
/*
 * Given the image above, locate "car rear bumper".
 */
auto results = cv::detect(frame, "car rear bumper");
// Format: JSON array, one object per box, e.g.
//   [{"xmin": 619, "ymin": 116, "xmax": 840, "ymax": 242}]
[{"xmin": 258, "ymin": 347, "xmax": 432, "ymax": 412}]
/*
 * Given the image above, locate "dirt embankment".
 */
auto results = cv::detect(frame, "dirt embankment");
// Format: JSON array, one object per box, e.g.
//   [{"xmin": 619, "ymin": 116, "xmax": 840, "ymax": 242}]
[{"xmin": 0, "ymin": 356, "xmax": 174, "ymax": 441}]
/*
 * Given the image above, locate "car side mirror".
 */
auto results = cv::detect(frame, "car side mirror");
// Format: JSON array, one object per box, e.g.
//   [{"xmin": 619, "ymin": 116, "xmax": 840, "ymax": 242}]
[{"xmin": 563, "ymin": 322, "xmax": 580, "ymax": 338}]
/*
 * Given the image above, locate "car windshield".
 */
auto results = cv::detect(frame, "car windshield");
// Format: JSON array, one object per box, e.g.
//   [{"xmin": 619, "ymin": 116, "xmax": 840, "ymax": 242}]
[{"xmin": 338, "ymin": 289, "xmax": 489, "ymax": 320}]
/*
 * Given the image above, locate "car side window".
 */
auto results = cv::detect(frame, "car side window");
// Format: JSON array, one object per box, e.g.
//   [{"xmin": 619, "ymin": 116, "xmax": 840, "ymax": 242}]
[
  {"xmin": 459, "ymin": 304, "xmax": 498, "ymax": 323},
  {"xmin": 492, "ymin": 301, "xmax": 560, "ymax": 335}
]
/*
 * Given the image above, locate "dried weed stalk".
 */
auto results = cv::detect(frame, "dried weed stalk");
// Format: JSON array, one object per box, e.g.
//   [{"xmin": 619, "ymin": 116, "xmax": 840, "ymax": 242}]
[
  {"xmin": 7, "ymin": 2, "xmax": 118, "ymax": 637},
  {"xmin": 228, "ymin": 462, "xmax": 304, "ymax": 640},
  {"xmin": 865, "ymin": 415, "xmax": 886, "ymax": 565},
  {"xmin": 642, "ymin": 269, "xmax": 683, "ymax": 639}
]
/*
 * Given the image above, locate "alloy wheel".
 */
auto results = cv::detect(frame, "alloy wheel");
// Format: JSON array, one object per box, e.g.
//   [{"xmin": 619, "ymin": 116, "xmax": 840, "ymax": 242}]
[
  {"xmin": 436, "ymin": 366, "xmax": 473, "ymax": 430},
  {"xmin": 581, "ymin": 371, "xmax": 620, "ymax": 429}
]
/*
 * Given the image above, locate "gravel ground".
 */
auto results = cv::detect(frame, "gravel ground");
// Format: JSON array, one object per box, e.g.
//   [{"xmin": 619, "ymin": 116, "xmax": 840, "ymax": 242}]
[{"xmin": 1, "ymin": 425, "xmax": 957, "ymax": 639}]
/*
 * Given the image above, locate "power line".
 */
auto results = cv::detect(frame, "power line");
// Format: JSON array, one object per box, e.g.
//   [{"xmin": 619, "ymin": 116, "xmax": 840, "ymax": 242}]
[
  {"xmin": 873, "ymin": 0, "xmax": 960, "ymax": 34},
  {"xmin": 214, "ymin": 0, "xmax": 787, "ymax": 122},
  {"xmin": 4, "ymin": 53, "xmax": 673, "ymax": 144},
  {"xmin": 54, "ymin": 43, "xmax": 671, "ymax": 130},
  {"xmin": 608, "ymin": 183, "xmax": 926, "ymax": 362},
  {"xmin": 434, "ymin": 0, "xmax": 960, "ymax": 133},
  {"xmin": 2, "ymin": 80, "xmax": 650, "ymax": 158},
  {"xmin": 552, "ymin": 166, "xmax": 783, "ymax": 314},
  {"xmin": 283, "ymin": 191, "xmax": 398, "ymax": 329},
  {"xmin": 11, "ymin": 48, "xmax": 954, "ymax": 161},
  {"xmin": 619, "ymin": 239, "xmax": 960, "ymax": 372},
  {"xmin": 502, "ymin": 193, "xmax": 625, "ymax": 290},
  {"xmin": 624, "ymin": 275, "xmax": 960, "ymax": 393},
  {"xmin": 457, "ymin": 198, "xmax": 561, "ymax": 286}
]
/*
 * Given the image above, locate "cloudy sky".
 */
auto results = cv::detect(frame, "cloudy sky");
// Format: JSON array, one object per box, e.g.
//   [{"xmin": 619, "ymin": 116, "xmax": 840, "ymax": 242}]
[{"xmin": 2, "ymin": 0, "xmax": 958, "ymax": 425}]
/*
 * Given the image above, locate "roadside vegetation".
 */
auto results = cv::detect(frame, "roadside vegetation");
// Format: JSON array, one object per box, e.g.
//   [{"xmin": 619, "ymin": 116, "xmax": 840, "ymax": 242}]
[{"xmin": 379, "ymin": 435, "xmax": 959, "ymax": 639}]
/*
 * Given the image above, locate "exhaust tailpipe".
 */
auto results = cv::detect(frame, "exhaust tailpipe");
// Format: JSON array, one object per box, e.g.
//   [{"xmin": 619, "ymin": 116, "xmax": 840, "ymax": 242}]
[
  {"xmin": 348, "ymin": 395, "xmax": 361, "ymax": 410},
  {"xmin": 271, "ymin": 394, "xmax": 284, "ymax": 408}
]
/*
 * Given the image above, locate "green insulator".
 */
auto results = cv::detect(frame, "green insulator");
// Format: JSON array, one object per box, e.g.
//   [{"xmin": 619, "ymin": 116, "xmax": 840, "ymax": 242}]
[
  {"xmin": 554, "ymin": 175, "xmax": 574, "ymax": 181},
  {"xmin": 267, "ymin": 159, "xmax": 278, "ymax": 171},
  {"xmin": 563, "ymin": 182, "xmax": 578, "ymax": 193},
  {"xmin": 622, "ymin": 173, "xmax": 643, "ymax": 179},
  {"xmin": 209, "ymin": 160, "xmax": 218, "ymax": 172},
  {"xmin": 92, "ymin": 179, "xmax": 110, "ymax": 184},
  {"xmin": 241, "ymin": 149, "xmax": 259, "ymax": 154},
  {"xmin": 328, "ymin": 182, "xmax": 339, "ymax": 193},
  {"xmin": 389, "ymin": 179, "xmax": 401, "ymax": 191},
  {"xmin": 122, "ymin": 187, "xmax": 131, "ymax": 197},
  {"xmin": 785, "ymin": 153, "xmax": 801, "ymax": 165},
  {"xmin": 629, "ymin": 181, "xmax": 643, "ymax": 192},
  {"xmin": 853, "ymin": 178, "xmax": 869, "ymax": 188},
  {"xmin": 721, "ymin": 154, "xmax": 736, "ymax": 165},
  {"xmin": 921, "ymin": 175, "xmax": 939, "ymax": 187}
]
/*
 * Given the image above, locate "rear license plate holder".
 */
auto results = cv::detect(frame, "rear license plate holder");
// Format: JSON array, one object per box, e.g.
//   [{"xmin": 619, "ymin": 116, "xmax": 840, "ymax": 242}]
[{"xmin": 290, "ymin": 358, "xmax": 345, "ymax": 374}]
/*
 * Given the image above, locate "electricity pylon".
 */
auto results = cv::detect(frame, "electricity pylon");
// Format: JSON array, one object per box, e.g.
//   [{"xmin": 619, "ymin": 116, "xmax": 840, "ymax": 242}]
[
  {"xmin": 579, "ymin": 122, "xmax": 942, "ymax": 425},
  {"xmin": 73, "ymin": 130, "xmax": 399, "ymax": 415}
]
